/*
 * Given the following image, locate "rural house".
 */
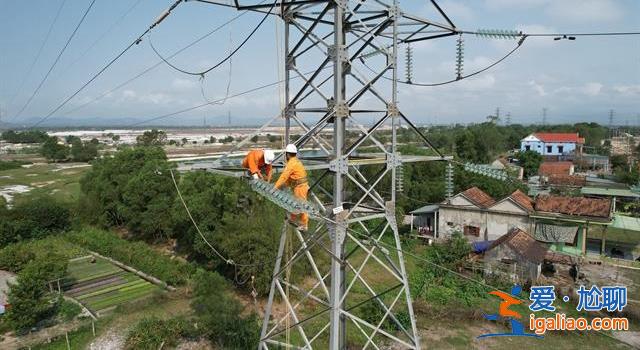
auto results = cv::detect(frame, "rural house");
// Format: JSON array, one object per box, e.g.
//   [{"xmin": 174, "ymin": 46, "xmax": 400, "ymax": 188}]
[
  {"xmin": 437, "ymin": 187, "xmax": 534, "ymax": 242},
  {"xmin": 520, "ymin": 132, "xmax": 584, "ymax": 156}
]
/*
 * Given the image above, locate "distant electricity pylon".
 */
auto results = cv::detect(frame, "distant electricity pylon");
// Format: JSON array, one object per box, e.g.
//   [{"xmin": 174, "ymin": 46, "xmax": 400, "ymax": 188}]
[
  {"xmin": 542, "ymin": 107, "xmax": 547, "ymax": 126},
  {"xmin": 197, "ymin": 1, "xmax": 456, "ymax": 348}
]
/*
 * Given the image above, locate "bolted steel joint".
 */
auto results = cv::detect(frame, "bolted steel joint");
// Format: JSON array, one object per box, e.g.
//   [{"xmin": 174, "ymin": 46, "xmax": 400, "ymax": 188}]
[
  {"xmin": 387, "ymin": 5, "xmax": 398, "ymax": 19},
  {"xmin": 283, "ymin": 10, "xmax": 294, "ymax": 23},
  {"xmin": 387, "ymin": 103, "xmax": 399, "ymax": 117},
  {"xmin": 386, "ymin": 152, "xmax": 402, "ymax": 170},
  {"xmin": 286, "ymin": 54, "xmax": 296, "ymax": 70},
  {"xmin": 334, "ymin": 101, "xmax": 349, "ymax": 118},
  {"xmin": 329, "ymin": 157, "xmax": 349, "ymax": 174},
  {"xmin": 328, "ymin": 44, "xmax": 348, "ymax": 63}
]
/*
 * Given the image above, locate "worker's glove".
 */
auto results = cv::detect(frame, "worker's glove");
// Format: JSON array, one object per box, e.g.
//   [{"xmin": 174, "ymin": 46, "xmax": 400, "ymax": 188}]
[{"xmin": 252, "ymin": 173, "xmax": 259, "ymax": 180}]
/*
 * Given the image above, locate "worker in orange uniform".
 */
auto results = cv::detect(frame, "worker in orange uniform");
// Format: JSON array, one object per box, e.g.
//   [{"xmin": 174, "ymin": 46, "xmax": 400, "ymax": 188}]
[
  {"xmin": 242, "ymin": 149, "xmax": 275, "ymax": 182},
  {"xmin": 275, "ymin": 144, "xmax": 309, "ymax": 231}
]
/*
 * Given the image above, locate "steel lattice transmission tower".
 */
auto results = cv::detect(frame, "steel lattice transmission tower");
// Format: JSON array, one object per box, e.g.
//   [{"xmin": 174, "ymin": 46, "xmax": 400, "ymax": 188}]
[{"xmin": 196, "ymin": 0, "xmax": 457, "ymax": 348}]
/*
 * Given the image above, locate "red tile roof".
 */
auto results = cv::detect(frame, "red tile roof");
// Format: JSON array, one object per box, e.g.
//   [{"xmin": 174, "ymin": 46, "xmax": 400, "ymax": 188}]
[
  {"xmin": 488, "ymin": 228, "xmax": 548, "ymax": 264},
  {"xmin": 509, "ymin": 190, "xmax": 534, "ymax": 212},
  {"xmin": 534, "ymin": 132, "xmax": 584, "ymax": 143},
  {"xmin": 534, "ymin": 195, "xmax": 612, "ymax": 218},
  {"xmin": 539, "ymin": 161, "xmax": 573, "ymax": 176},
  {"xmin": 461, "ymin": 187, "xmax": 496, "ymax": 208}
]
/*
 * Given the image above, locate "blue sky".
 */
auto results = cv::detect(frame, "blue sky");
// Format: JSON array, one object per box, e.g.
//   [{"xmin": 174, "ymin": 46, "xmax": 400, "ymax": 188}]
[{"xmin": 0, "ymin": 0, "xmax": 638, "ymax": 126}]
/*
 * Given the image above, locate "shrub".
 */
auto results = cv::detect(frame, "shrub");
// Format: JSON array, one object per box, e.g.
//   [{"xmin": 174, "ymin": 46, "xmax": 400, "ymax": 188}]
[
  {"xmin": 0, "ymin": 197, "xmax": 71, "ymax": 248},
  {"xmin": 124, "ymin": 317, "xmax": 197, "ymax": 350},
  {"xmin": 191, "ymin": 270, "xmax": 260, "ymax": 349},
  {"xmin": 5, "ymin": 252, "xmax": 68, "ymax": 332},
  {"xmin": 58, "ymin": 299, "xmax": 82, "ymax": 321},
  {"xmin": 0, "ymin": 160, "xmax": 29, "ymax": 171},
  {"xmin": 63, "ymin": 228, "xmax": 194, "ymax": 285}
]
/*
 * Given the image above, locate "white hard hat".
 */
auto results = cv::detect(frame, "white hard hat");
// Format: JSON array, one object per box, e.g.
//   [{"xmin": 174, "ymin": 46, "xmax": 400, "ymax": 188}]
[
  {"xmin": 285, "ymin": 144, "xmax": 298, "ymax": 154},
  {"xmin": 263, "ymin": 149, "xmax": 275, "ymax": 164}
]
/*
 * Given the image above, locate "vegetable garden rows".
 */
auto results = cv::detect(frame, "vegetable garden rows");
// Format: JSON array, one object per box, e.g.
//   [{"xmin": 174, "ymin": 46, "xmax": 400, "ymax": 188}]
[{"xmin": 63, "ymin": 256, "xmax": 160, "ymax": 313}]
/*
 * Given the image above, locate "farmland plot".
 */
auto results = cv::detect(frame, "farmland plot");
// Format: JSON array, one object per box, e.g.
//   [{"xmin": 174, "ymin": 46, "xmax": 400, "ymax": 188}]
[{"xmin": 63, "ymin": 256, "xmax": 161, "ymax": 313}]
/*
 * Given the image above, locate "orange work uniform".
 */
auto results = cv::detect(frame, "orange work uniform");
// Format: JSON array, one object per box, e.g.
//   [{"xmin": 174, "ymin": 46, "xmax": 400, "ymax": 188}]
[
  {"xmin": 242, "ymin": 149, "xmax": 273, "ymax": 182},
  {"xmin": 274, "ymin": 156, "xmax": 309, "ymax": 227}
]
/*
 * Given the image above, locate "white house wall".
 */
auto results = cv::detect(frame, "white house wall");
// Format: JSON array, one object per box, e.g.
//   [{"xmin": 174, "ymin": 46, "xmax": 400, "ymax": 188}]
[
  {"xmin": 490, "ymin": 199, "xmax": 528, "ymax": 215},
  {"xmin": 438, "ymin": 207, "xmax": 532, "ymax": 242},
  {"xmin": 449, "ymin": 195, "xmax": 478, "ymax": 208}
]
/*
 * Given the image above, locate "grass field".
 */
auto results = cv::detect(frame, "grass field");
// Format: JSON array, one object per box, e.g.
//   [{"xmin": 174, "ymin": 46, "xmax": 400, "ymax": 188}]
[
  {"xmin": 63, "ymin": 256, "xmax": 161, "ymax": 313},
  {"xmin": 0, "ymin": 162, "xmax": 89, "ymax": 204}
]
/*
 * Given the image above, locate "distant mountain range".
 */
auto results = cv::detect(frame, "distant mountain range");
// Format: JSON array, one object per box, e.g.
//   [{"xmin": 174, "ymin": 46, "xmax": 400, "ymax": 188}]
[{"xmin": 0, "ymin": 115, "xmax": 273, "ymax": 129}]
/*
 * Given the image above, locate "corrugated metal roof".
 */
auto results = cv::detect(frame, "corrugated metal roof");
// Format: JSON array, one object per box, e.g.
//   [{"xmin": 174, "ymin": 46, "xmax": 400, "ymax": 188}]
[
  {"xmin": 410, "ymin": 204, "xmax": 439, "ymax": 215},
  {"xmin": 581, "ymin": 187, "xmax": 640, "ymax": 199},
  {"xmin": 611, "ymin": 214, "xmax": 640, "ymax": 231}
]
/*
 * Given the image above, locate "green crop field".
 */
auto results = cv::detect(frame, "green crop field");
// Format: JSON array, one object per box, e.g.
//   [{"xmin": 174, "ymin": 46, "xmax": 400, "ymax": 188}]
[{"xmin": 64, "ymin": 256, "xmax": 161, "ymax": 313}]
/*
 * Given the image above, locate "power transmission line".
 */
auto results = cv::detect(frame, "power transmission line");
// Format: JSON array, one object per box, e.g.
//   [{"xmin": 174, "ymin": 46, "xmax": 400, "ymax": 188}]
[
  {"xmin": 58, "ymin": 0, "xmax": 143, "ymax": 77},
  {"xmin": 6, "ymin": 0, "xmax": 68, "ymax": 115},
  {"xmin": 129, "ymin": 66, "xmax": 330, "ymax": 126},
  {"xmin": 362, "ymin": 36, "xmax": 527, "ymax": 87},
  {"xmin": 30, "ymin": 0, "xmax": 185, "ymax": 127},
  {"xmin": 12, "ymin": 0, "xmax": 97, "ymax": 120},
  {"xmin": 149, "ymin": 0, "xmax": 277, "ymax": 77},
  {"xmin": 57, "ymin": 8, "xmax": 251, "ymax": 118}
]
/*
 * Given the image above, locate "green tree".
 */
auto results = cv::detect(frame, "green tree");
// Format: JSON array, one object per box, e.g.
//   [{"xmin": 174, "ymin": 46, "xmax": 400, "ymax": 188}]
[
  {"xmin": 5, "ymin": 252, "xmax": 68, "ymax": 332},
  {"xmin": 70, "ymin": 138, "xmax": 98, "ymax": 162},
  {"xmin": 40, "ymin": 136, "xmax": 69, "ymax": 162},
  {"xmin": 171, "ymin": 172, "xmax": 279, "ymax": 293},
  {"xmin": 518, "ymin": 150, "xmax": 543, "ymax": 178},
  {"xmin": 79, "ymin": 147, "xmax": 176, "ymax": 239},
  {"xmin": 0, "ymin": 196, "xmax": 71, "ymax": 247},
  {"xmin": 191, "ymin": 270, "xmax": 260, "ymax": 349},
  {"xmin": 1, "ymin": 130, "xmax": 49, "ymax": 143},
  {"xmin": 136, "ymin": 129, "xmax": 167, "ymax": 146}
]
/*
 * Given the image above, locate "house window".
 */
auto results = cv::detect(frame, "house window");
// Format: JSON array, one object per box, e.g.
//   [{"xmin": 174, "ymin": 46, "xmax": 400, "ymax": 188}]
[
  {"xmin": 546, "ymin": 145, "xmax": 552, "ymax": 153},
  {"xmin": 558, "ymin": 145, "xmax": 564, "ymax": 153},
  {"xmin": 463, "ymin": 225, "xmax": 480, "ymax": 237},
  {"xmin": 525, "ymin": 145, "xmax": 531, "ymax": 151}
]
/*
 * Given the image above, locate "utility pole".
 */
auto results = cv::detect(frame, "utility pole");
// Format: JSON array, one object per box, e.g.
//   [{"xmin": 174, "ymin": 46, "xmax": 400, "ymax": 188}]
[
  {"xmin": 198, "ymin": 1, "xmax": 457, "ymax": 348},
  {"xmin": 228, "ymin": 110, "xmax": 231, "ymax": 126},
  {"xmin": 542, "ymin": 107, "xmax": 547, "ymax": 126}
]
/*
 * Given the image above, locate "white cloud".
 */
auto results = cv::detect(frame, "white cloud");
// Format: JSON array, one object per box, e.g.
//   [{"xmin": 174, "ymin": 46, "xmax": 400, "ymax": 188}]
[
  {"xmin": 435, "ymin": 0, "xmax": 474, "ymax": 22},
  {"xmin": 613, "ymin": 84, "xmax": 640, "ymax": 96},
  {"xmin": 122, "ymin": 90, "xmax": 137, "ymax": 99},
  {"xmin": 528, "ymin": 80, "xmax": 547, "ymax": 96},
  {"xmin": 581, "ymin": 82, "xmax": 603, "ymax": 96},
  {"xmin": 171, "ymin": 78, "xmax": 197, "ymax": 90},
  {"xmin": 484, "ymin": 0, "xmax": 549, "ymax": 10},
  {"xmin": 546, "ymin": 0, "xmax": 623, "ymax": 23}
]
